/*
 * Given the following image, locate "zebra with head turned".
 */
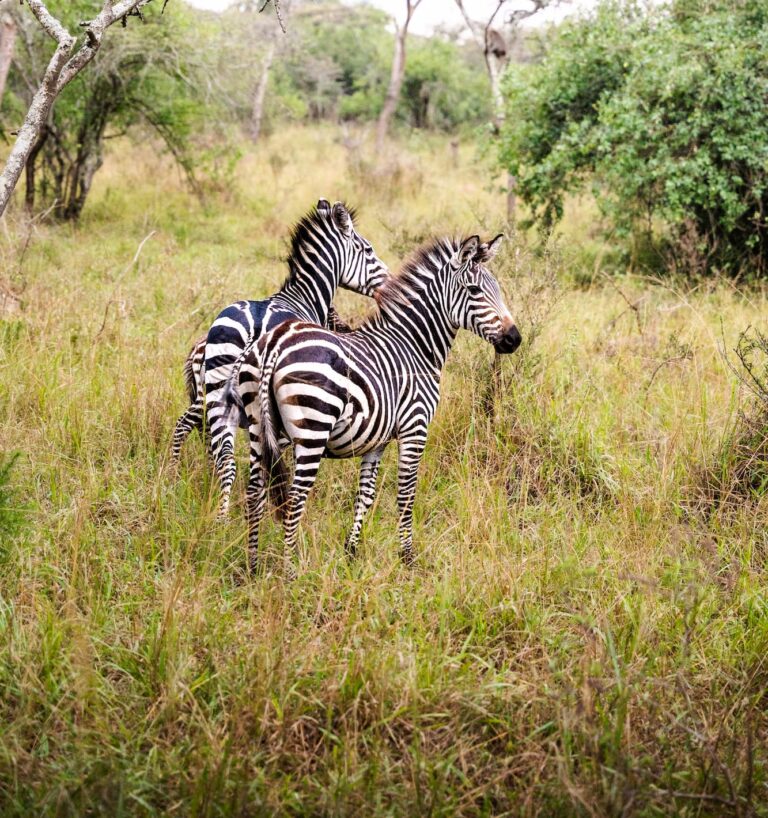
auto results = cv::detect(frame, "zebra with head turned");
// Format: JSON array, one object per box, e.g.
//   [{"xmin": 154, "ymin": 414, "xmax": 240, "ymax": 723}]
[
  {"xmin": 170, "ymin": 199, "xmax": 390, "ymax": 518},
  {"xmin": 226, "ymin": 232, "xmax": 521, "ymax": 576}
]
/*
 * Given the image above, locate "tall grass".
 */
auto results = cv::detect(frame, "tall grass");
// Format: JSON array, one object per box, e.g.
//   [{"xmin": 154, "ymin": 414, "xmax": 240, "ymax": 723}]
[{"xmin": 0, "ymin": 124, "xmax": 767, "ymax": 816}]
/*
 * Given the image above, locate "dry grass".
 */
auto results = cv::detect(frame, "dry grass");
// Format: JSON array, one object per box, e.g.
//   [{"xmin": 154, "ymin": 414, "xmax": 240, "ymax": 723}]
[{"xmin": 0, "ymin": 124, "xmax": 767, "ymax": 816}]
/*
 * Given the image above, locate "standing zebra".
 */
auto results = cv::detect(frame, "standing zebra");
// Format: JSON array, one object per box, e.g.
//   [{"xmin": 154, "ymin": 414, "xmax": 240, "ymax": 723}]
[
  {"xmin": 227, "ymin": 233, "xmax": 521, "ymax": 575},
  {"xmin": 170, "ymin": 199, "xmax": 389, "ymax": 518}
]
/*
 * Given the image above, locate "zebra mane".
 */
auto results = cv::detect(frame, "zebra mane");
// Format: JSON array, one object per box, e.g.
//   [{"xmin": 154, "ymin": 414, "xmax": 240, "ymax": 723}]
[
  {"xmin": 374, "ymin": 236, "xmax": 458, "ymax": 313},
  {"xmin": 282, "ymin": 202, "xmax": 359, "ymax": 287}
]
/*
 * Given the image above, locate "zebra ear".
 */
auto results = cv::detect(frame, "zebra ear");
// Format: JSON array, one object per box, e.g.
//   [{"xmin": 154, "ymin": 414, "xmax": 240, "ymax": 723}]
[
  {"xmin": 316, "ymin": 198, "xmax": 331, "ymax": 216},
  {"xmin": 478, "ymin": 233, "xmax": 504, "ymax": 262},
  {"xmin": 455, "ymin": 235, "xmax": 480, "ymax": 268},
  {"xmin": 332, "ymin": 202, "xmax": 353, "ymax": 238}
]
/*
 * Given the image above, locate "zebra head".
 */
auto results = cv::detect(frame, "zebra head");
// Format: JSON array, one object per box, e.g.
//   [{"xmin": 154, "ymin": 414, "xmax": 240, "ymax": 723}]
[
  {"xmin": 319, "ymin": 199, "xmax": 389, "ymax": 297},
  {"xmin": 449, "ymin": 234, "xmax": 522, "ymax": 354}
]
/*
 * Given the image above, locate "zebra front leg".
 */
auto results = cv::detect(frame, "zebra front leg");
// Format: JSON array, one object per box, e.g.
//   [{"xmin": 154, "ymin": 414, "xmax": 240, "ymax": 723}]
[
  {"xmin": 396, "ymin": 435, "xmax": 427, "ymax": 566},
  {"xmin": 282, "ymin": 442, "xmax": 326, "ymax": 579},
  {"xmin": 344, "ymin": 447, "xmax": 385, "ymax": 559},
  {"xmin": 245, "ymin": 423, "xmax": 267, "ymax": 575}
]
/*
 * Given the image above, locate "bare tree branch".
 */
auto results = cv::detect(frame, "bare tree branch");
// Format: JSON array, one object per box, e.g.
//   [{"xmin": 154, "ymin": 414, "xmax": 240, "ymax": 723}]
[{"xmin": 0, "ymin": 0, "xmax": 162, "ymax": 217}]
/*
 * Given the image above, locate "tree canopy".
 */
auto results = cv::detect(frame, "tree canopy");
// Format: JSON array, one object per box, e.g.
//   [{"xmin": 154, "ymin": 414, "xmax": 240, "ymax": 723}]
[{"xmin": 498, "ymin": 0, "xmax": 768, "ymax": 275}]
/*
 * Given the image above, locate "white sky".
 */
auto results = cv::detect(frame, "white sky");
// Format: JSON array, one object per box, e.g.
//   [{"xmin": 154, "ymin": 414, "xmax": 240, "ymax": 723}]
[{"xmin": 186, "ymin": 0, "xmax": 597, "ymax": 34}]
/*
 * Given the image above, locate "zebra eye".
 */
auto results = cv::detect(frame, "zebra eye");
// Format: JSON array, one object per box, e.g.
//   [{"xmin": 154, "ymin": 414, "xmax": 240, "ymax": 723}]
[{"xmin": 467, "ymin": 284, "xmax": 483, "ymax": 296}]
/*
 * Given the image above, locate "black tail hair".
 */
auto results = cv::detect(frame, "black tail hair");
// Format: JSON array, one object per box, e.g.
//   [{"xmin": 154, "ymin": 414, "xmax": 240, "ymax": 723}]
[{"xmin": 259, "ymin": 344, "xmax": 290, "ymax": 520}]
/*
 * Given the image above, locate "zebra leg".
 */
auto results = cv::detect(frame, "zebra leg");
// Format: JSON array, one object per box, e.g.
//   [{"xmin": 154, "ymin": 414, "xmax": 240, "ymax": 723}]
[
  {"xmin": 344, "ymin": 447, "xmax": 385, "ymax": 559},
  {"xmin": 171, "ymin": 398, "xmax": 204, "ymax": 465},
  {"xmin": 211, "ymin": 420, "xmax": 238, "ymax": 519},
  {"xmin": 245, "ymin": 423, "xmax": 267, "ymax": 576},
  {"xmin": 396, "ymin": 435, "xmax": 427, "ymax": 566},
  {"xmin": 282, "ymin": 442, "xmax": 326, "ymax": 579}
]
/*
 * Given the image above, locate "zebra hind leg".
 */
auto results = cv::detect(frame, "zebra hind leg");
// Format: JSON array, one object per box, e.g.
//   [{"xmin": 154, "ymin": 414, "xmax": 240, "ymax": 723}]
[
  {"xmin": 212, "ymin": 424, "xmax": 237, "ymax": 520},
  {"xmin": 282, "ymin": 442, "xmax": 327, "ymax": 580},
  {"xmin": 245, "ymin": 423, "xmax": 267, "ymax": 575},
  {"xmin": 344, "ymin": 447, "xmax": 385, "ymax": 559},
  {"xmin": 171, "ymin": 398, "xmax": 204, "ymax": 466}
]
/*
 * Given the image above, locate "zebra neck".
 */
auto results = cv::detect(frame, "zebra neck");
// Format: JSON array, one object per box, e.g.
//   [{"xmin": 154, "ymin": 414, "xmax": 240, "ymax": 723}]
[
  {"xmin": 275, "ymin": 257, "xmax": 339, "ymax": 324},
  {"xmin": 368, "ymin": 297, "xmax": 457, "ymax": 374}
]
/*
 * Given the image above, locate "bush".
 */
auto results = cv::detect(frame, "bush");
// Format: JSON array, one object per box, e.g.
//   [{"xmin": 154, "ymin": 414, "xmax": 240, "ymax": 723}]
[
  {"xmin": 498, "ymin": 0, "xmax": 768, "ymax": 276},
  {"xmin": 690, "ymin": 328, "xmax": 768, "ymax": 511}
]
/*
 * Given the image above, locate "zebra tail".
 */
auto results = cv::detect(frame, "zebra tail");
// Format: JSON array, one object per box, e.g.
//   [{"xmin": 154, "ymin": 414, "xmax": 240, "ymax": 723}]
[
  {"xmin": 221, "ymin": 338, "xmax": 255, "ymax": 430},
  {"xmin": 259, "ymin": 343, "xmax": 290, "ymax": 521},
  {"xmin": 183, "ymin": 339, "xmax": 203, "ymax": 405}
]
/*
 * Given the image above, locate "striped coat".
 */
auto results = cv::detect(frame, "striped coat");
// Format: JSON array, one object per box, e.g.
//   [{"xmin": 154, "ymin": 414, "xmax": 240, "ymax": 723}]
[{"xmin": 170, "ymin": 199, "xmax": 389, "ymax": 517}]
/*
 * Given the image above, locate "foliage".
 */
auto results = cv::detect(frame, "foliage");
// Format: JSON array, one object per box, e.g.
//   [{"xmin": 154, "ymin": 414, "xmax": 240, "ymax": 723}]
[
  {"xmin": 5, "ymin": 1, "xmax": 225, "ymax": 219},
  {"xmin": 400, "ymin": 37, "xmax": 491, "ymax": 131},
  {"xmin": 222, "ymin": 0, "xmax": 490, "ymax": 133},
  {"xmin": 498, "ymin": 0, "xmax": 768, "ymax": 275}
]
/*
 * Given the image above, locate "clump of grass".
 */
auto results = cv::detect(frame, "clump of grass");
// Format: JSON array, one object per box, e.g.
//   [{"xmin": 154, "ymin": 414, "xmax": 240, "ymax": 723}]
[
  {"xmin": 690, "ymin": 327, "xmax": 768, "ymax": 512},
  {"xmin": 0, "ymin": 452, "xmax": 24, "ymax": 556}
]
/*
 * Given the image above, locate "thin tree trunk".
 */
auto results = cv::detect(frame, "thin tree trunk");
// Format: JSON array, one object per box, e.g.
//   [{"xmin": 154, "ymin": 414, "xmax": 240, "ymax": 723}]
[
  {"xmin": 249, "ymin": 41, "xmax": 275, "ymax": 142},
  {"xmin": 376, "ymin": 0, "xmax": 421, "ymax": 152},
  {"xmin": 0, "ymin": 11, "xmax": 17, "ymax": 103},
  {"xmin": 376, "ymin": 27, "xmax": 405, "ymax": 151},
  {"xmin": 486, "ymin": 47, "xmax": 516, "ymax": 225},
  {"xmin": 24, "ymin": 124, "xmax": 47, "ymax": 212},
  {"xmin": 0, "ymin": 7, "xmax": 74, "ymax": 216}
]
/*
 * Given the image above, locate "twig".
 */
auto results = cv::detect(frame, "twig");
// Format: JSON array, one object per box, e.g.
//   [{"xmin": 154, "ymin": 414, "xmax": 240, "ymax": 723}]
[{"xmin": 94, "ymin": 230, "xmax": 156, "ymax": 341}]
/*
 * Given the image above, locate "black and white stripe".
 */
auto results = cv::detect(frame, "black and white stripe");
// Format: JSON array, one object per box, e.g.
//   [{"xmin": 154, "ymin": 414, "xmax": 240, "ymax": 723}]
[
  {"xmin": 227, "ymin": 233, "xmax": 522, "ymax": 575},
  {"xmin": 170, "ymin": 199, "xmax": 389, "ymax": 517}
]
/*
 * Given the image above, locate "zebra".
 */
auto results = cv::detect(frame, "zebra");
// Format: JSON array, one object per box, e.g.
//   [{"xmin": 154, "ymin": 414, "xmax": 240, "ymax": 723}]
[
  {"xmin": 225, "ymin": 232, "xmax": 521, "ymax": 576},
  {"xmin": 170, "ymin": 199, "xmax": 390, "ymax": 518}
]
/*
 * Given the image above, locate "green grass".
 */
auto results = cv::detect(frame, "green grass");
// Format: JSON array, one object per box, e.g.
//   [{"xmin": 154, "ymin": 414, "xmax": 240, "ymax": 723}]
[{"xmin": 1, "ymin": 124, "xmax": 767, "ymax": 816}]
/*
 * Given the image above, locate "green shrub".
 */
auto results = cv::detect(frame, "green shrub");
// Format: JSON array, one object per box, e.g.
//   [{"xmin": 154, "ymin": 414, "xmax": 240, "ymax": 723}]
[{"xmin": 498, "ymin": 0, "xmax": 768, "ymax": 275}]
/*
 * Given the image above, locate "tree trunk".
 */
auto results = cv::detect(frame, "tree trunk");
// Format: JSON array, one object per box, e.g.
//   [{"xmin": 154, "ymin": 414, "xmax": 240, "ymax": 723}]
[
  {"xmin": 0, "ymin": 21, "xmax": 74, "ymax": 215},
  {"xmin": 0, "ymin": 11, "xmax": 17, "ymax": 103},
  {"xmin": 0, "ymin": 0, "xmax": 157, "ymax": 218},
  {"xmin": 487, "ymin": 49, "xmax": 516, "ymax": 225},
  {"xmin": 24, "ymin": 125, "xmax": 47, "ymax": 212},
  {"xmin": 249, "ymin": 41, "xmax": 275, "ymax": 142},
  {"xmin": 376, "ymin": 1, "xmax": 420, "ymax": 152},
  {"xmin": 376, "ymin": 25, "xmax": 406, "ymax": 151}
]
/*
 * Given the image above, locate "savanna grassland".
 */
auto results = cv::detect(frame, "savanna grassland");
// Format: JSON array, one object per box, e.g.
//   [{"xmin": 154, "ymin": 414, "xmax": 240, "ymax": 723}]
[{"xmin": 1, "ymin": 124, "xmax": 767, "ymax": 816}]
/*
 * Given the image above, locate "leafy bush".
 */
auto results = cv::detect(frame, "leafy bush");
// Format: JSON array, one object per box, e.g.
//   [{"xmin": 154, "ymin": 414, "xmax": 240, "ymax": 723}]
[{"xmin": 498, "ymin": 0, "xmax": 768, "ymax": 275}]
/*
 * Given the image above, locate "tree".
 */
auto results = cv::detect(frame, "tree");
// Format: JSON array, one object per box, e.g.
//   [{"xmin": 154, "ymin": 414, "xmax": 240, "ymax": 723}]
[
  {"xmin": 0, "ymin": 0, "xmax": 161, "ymax": 218},
  {"xmin": 454, "ymin": 0, "xmax": 551, "ymax": 222},
  {"xmin": 497, "ymin": 0, "xmax": 768, "ymax": 275},
  {"xmin": 376, "ymin": 0, "xmax": 422, "ymax": 151},
  {"xmin": 0, "ymin": 3, "xmax": 16, "ymax": 103},
  {"xmin": 10, "ymin": 1, "xmax": 225, "ymax": 219}
]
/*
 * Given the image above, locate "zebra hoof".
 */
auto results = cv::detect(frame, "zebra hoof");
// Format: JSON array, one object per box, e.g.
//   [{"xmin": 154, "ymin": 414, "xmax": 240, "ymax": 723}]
[
  {"xmin": 283, "ymin": 558, "xmax": 297, "ymax": 581},
  {"xmin": 343, "ymin": 539, "xmax": 357, "ymax": 560},
  {"xmin": 400, "ymin": 548, "xmax": 415, "ymax": 567}
]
